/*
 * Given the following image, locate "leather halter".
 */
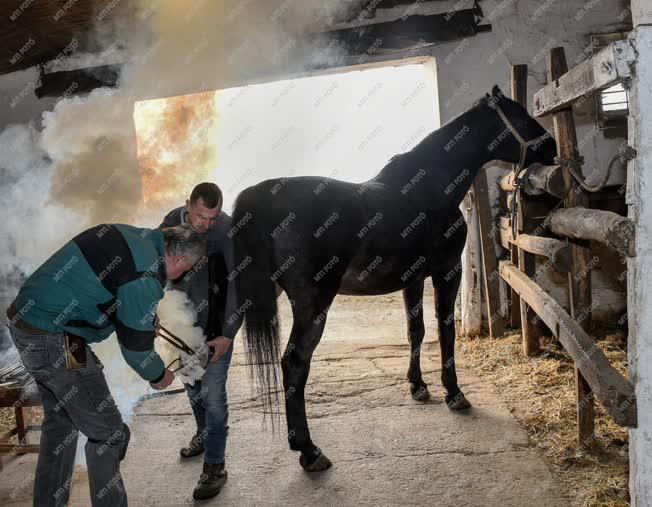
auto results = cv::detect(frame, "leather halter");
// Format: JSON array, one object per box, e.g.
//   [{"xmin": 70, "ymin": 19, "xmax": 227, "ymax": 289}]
[{"xmin": 486, "ymin": 99, "xmax": 551, "ymax": 171}]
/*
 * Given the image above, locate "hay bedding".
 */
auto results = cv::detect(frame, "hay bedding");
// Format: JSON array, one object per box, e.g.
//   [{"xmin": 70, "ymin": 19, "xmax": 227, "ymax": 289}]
[{"xmin": 457, "ymin": 331, "xmax": 629, "ymax": 506}]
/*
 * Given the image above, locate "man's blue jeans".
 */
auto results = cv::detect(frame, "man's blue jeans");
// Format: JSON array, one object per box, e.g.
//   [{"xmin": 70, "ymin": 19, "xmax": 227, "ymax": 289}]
[
  {"xmin": 184, "ymin": 341, "xmax": 233, "ymax": 464},
  {"xmin": 9, "ymin": 325, "xmax": 128, "ymax": 507}
]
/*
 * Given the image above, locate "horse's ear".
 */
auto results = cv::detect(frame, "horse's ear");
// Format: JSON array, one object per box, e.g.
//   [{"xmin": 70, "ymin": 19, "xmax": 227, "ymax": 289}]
[
  {"xmin": 485, "ymin": 92, "xmax": 491, "ymax": 99},
  {"xmin": 491, "ymin": 85, "xmax": 502, "ymax": 97}
]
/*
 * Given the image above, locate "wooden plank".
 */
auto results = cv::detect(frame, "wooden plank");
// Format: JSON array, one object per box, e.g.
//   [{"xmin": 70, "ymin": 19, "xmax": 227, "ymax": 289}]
[
  {"xmin": 0, "ymin": 444, "xmax": 39, "ymax": 454},
  {"xmin": 533, "ymin": 40, "xmax": 636, "ymax": 117},
  {"xmin": 500, "ymin": 261, "xmax": 637, "ymax": 427},
  {"xmin": 0, "ymin": 387, "xmax": 41, "ymax": 407},
  {"xmin": 512, "ymin": 234, "xmax": 571, "ymax": 273},
  {"xmin": 548, "ymin": 46, "xmax": 595, "ymax": 446},
  {"xmin": 473, "ymin": 172, "xmax": 506, "ymax": 338},
  {"xmin": 549, "ymin": 207, "xmax": 635, "ymax": 257}
]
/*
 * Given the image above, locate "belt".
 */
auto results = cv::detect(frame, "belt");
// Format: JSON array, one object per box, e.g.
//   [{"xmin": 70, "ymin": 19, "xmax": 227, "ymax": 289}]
[
  {"xmin": 8, "ymin": 301, "xmax": 88, "ymax": 369},
  {"xmin": 6, "ymin": 302, "xmax": 49, "ymax": 335}
]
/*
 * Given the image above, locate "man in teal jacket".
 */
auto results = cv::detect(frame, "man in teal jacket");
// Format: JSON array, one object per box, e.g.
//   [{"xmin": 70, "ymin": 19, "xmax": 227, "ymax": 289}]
[{"xmin": 7, "ymin": 223, "xmax": 206, "ymax": 507}]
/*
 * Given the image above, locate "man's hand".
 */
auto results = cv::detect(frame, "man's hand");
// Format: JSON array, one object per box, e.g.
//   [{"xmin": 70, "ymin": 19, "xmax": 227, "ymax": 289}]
[
  {"xmin": 150, "ymin": 368, "xmax": 175, "ymax": 390},
  {"xmin": 206, "ymin": 336, "xmax": 233, "ymax": 362}
]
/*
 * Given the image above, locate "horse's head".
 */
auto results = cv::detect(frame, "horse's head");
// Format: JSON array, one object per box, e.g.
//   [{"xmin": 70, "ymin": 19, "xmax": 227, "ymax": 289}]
[{"xmin": 483, "ymin": 85, "xmax": 557, "ymax": 168}]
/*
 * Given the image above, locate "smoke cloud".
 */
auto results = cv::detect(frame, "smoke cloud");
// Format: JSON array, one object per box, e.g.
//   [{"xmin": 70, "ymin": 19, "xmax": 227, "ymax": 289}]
[{"xmin": 0, "ymin": 0, "xmax": 352, "ymax": 414}]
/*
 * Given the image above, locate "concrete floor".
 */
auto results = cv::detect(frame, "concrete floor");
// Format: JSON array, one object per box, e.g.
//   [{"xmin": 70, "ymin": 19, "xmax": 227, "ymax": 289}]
[{"xmin": 0, "ymin": 290, "xmax": 569, "ymax": 506}]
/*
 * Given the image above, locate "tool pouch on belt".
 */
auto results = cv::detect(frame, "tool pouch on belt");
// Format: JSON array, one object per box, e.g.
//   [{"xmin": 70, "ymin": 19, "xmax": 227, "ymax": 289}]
[{"xmin": 64, "ymin": 333, "xmax": 87, "ymax": 370}]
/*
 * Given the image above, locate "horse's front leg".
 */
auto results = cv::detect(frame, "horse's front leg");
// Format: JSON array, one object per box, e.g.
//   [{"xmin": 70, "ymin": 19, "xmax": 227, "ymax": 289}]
[
  {"xmin": 402, "ymin": 279, "xmax": 429, "ymax": 401},
  {"xmin": 281, "ymin": 291, "xmax": 335, "ymax": 472}
]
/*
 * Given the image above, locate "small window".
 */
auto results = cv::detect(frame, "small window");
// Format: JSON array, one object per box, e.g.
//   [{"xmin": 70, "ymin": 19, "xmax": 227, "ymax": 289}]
[
  {"xmin": 599, "ymin": 83, "xmax": 628, "ymax": 114},
  {"xmin": 590, "ymin": 33, "xmax": 630, "ymax": 132}
]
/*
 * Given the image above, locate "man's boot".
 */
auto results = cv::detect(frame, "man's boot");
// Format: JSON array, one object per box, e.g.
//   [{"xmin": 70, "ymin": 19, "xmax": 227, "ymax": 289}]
[
  {"xmin": 180, "ymin": 433, "xmax": 204, "ymax": 458},
  {"xmin": 193, "ymin": 461, "xmax": 228, "ymax": 500}
]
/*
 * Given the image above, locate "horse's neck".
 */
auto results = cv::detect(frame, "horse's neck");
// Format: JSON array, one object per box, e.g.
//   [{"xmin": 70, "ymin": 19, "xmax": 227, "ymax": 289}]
[{"xmin": 374, "ymin": 103, "xmax": 501, "ymax": 209}]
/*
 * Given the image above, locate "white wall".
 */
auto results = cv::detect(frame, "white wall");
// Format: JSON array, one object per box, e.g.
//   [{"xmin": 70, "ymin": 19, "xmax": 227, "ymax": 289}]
[{"xmin": 627, "ymin": 2, "xmax": 652, "ymax": 504}]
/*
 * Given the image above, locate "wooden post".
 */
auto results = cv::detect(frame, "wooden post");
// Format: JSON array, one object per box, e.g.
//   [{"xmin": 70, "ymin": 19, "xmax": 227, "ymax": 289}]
[
  {"xmin": 548, "ymin": 47, "xmax": 595, "ymax": 447},
  {"xmin": 511, "ymin": 65, "xmax": 543, "ymax": 356},
  {"xmin": 509, "ymin": 65, "xmax": 526, "ymax": 330},
  {"xmin": 15, "ymin": 407, "xmax": 26, "ymax": 444},
  {"xmin": 473, "ymin": 169, "xmax": 506, "ymax": 338}
]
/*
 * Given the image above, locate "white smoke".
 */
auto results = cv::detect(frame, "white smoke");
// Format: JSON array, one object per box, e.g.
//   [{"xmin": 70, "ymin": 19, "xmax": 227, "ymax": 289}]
[
  {"xmin": 0, "ymin": 0, "xmax": 352, "ymax": 417},
  {"xmin": 155, "ymin": 289, "xmax": 206, "ymax": 369}
]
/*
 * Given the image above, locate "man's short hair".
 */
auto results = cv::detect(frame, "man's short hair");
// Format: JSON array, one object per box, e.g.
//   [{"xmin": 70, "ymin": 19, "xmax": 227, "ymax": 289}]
[
  {"xmin": 189, "ymin": 182, "xmax": 222, "ymax": 209},
  {"xmin": 161, "ymin": 225, "xmax": 207, "ymax": 266}
]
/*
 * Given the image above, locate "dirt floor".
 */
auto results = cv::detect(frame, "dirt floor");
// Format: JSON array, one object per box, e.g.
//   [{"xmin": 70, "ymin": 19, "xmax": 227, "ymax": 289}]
[{"xmin": 0, "ymin": 286, "xmax": 628, "ymax": 505}]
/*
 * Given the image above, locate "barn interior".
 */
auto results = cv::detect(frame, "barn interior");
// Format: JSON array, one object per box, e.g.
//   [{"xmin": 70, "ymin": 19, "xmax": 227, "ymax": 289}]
[{"xmin": 0, "ymin": 0, "xmax": 651, "ymax": 505}]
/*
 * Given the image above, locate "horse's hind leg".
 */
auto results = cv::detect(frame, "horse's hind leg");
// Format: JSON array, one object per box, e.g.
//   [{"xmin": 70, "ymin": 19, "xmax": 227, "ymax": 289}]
[
  {"xmin": 402, "ymin": 279, "xmax": 429, "ymax": 401},
  {"xmin": 281, "ymin": 288, "xmax": 336, "ymax": 472}
]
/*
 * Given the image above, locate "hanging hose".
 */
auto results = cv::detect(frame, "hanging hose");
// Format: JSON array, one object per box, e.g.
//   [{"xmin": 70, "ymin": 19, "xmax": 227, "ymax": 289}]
[{"xmin": 555, "ymin": 145, "xmax": 637, "ymax": 193}]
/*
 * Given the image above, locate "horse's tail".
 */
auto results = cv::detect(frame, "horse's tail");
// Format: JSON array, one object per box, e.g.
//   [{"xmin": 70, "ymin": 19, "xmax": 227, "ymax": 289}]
[{"xmin": 232, "ymin": 188, "xmax": 281, "ymax": 420}]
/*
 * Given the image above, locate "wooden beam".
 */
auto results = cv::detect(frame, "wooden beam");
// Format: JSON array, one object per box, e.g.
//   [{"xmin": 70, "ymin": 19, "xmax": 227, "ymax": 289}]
[
  {"xmin": 498, "ymin": 163, "xmax": 565, "ymax": 199},
  {"xmin": 533, "ymin": 40, "xmax": 636, "ymax": 117},
  {"xmin": 14, "ymin": 407, "xmax": 26, "ymax": 444},
  {"xmin": 35, "ymin": 64, "xmax": 121, "ymax": 98},
  {"xmin": 548, "ymin": 46, "xmax": 595, "ymax": 447},
  {"xmin": 549, "ymin": 207, "xmax": 636, "ymax": 258},
  {"xmin": 498, "ymin": 215, "xmax": 512, "ymax": 250},
  {"xmin": 473, "ymin": 170, "xmax": 506, "ymax": 338},
  {"xmin": 512, "ymin": 235, "xmax": 571, "ymax": 273},
  {"xmin": 500, "ymin": 261, "xmax": 637, "ymax": 427},
  {"xmin": 312, "ymin": 10, "xmax": 483, "ymax": 55},
  {"xmin": 0, "ymin": 0, "xmax": 130, "ymax": 77},
  {"xmin": 0, "ymin": 387, "xmax": 41, "ymax": 407}
]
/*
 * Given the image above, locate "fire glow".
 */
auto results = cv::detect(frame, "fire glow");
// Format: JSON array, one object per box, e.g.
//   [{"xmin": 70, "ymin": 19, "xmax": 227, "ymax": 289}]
[{"xmin": 133, "ymin": 91, "xmax": 220, "ymax": 209}]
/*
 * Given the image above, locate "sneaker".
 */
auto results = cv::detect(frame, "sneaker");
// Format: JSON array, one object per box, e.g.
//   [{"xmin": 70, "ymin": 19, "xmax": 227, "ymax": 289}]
[
  {"xmin": 193, "ymin": 461, "xmax": 227, "ymax": 500},
  {"xmin": 180, "ymin": 433, "xmax": 205, "ymax": 458}
]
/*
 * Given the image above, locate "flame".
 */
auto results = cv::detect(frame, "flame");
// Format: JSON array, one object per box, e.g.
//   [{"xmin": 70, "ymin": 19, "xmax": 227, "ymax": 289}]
[{"xmin": 133, "ymin": 91, "xmax": 220, "ymax": 209}]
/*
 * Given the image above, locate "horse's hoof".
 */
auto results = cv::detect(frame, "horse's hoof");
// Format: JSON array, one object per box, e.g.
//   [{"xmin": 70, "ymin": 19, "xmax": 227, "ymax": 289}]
[
  {"xmin": 410, "ymin": 383, "xmax": 430, "ymax": 402},
  {"xmin": 446, "ymin": 392, "xmax": 472, "ymax": 410},
  {"xmin": 300, "ymin": 450, "xmax": 332, "ymax": 472}
]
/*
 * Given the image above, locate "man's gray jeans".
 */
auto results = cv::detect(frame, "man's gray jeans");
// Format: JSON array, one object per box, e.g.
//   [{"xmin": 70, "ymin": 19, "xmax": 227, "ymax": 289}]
[{"xmin": 9, "ymin": 324, "xmax": 128, "ymax": 507}]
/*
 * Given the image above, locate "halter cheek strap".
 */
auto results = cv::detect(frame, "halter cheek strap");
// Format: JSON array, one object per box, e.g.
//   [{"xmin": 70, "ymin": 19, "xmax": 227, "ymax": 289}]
[
  {"xmin": 486, "ymin": 99, "xmax": 551, "ymax": 172},
  {"xmin": 486, "ymin": 99, "xmax": 551, "ymax": 238}
]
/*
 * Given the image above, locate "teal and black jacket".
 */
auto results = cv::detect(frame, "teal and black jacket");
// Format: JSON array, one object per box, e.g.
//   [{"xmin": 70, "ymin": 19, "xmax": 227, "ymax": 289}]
[{"xmin": 14, "ymin": 224, "xmax": 168, "ymax": 382}]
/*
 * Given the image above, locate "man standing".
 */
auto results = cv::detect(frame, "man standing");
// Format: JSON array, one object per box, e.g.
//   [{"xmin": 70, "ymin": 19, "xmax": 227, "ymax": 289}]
[
  {"xmin": 7, "ymin": 224, "xmax": 206, "ymax": 506},
  {"xmin": 160, "ymin": 182, "xmax": 242, "ymax": 500}
]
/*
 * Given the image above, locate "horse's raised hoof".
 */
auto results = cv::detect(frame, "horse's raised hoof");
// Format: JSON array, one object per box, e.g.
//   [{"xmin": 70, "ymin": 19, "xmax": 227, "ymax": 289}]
[
  {"xmin": 409, "ymin": 383, "xmax": 430, "ymax": 402},
  {"xmin": 446, "ymin": 392, "xmax": 472, "ymax": 411},
  {"xmin": 300, "ymin": 450, "xmax": 332, "ymax": 472}
]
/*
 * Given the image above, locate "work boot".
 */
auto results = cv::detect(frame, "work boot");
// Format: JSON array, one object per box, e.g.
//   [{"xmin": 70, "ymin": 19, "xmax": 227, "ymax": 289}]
[
  {"xmin": 180, "ymin": 433, "xmax": 204, "ymax": 458},
  {"xmin": 193, "ymin": 461, "xmax": 228, "ymax": 500}
]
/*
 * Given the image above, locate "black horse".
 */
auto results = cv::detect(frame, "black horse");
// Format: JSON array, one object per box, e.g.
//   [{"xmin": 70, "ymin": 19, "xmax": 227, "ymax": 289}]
[{"xmin": 229, "ymin": 86, "xmax": 557, "ymax": 471}]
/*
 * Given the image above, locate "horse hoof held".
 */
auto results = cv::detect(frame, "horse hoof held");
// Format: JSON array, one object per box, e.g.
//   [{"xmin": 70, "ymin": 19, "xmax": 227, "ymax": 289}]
[{"xmin": 300, "ymin": 451, "xmax": 333, "ymax": 472}]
